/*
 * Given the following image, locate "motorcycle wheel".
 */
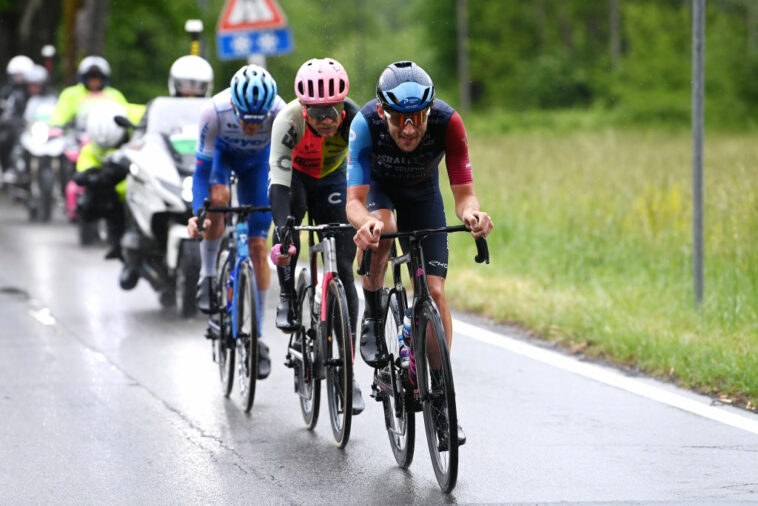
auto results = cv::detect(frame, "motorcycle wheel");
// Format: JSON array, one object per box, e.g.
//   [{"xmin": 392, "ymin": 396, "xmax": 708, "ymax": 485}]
[
  {"xmin": 37, "ymin": 159, "xmax": 54, "ymax": 222},
  {"xmin": 175, "ymin": 240, "xmax": 200, "ymax": 318}
]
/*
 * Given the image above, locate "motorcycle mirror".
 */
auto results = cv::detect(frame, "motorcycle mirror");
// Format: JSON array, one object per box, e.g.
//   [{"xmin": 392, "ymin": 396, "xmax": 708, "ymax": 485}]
[{"xmin": 114, "ymin": 115, "xmax": 135, "ymax": 129}]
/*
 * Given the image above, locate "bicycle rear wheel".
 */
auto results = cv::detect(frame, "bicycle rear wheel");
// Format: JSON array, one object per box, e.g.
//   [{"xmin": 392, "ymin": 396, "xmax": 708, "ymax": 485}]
[
  {"xmin": 382, "ymin": 289, "xmax": 415, "ymax": 468},
  {"xmin": 236, "ymin": 260, "xmax": 258, "ymax": 413},
  {"xmin": 216, "ymin": 250, "xmax": 235, "ymax": 397},
  {"xmin": 295, "ymin": 268, "xmax": 320, "ymax": 428},
  {"xmin": 324, "ymin": 278, "xmax": 352, "ymax": 448},
  {"xmin": 416, "ymin": 300, "xmax": 458, "ymax": 493}
]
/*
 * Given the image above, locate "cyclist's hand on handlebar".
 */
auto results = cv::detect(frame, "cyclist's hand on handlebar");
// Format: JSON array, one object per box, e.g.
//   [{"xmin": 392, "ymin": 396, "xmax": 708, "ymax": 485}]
[
  {"xmin": 187, "ymin": 216, "xmax": 211, "ymax": 239},
  {"xmin": 270, "ymin": 243, "xmax": 296, "ymax": 266},
  {"xmin": 354, "ymin": 218, "xmax": 383, "ymax": 251},
  {"xmin": 462, "ymin": 210, "xmax": 493, "ymax": 239}
]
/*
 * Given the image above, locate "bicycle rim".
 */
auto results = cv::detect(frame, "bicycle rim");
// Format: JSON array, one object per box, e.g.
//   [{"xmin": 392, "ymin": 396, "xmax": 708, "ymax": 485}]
[
  {"xmin": 382, "ymin": 289, "xmax": 415, "ymax": 468},
  {"xmin": 417, "ymin": 301, "xmax": 458, "ymax": 493},
  {"xmin": 236, "ymin": 262, "xmax": 258, "ymax": 413},
  {"xmin": 325, "ymin": 279, "xmax": 352, "ymax": 448},
  {"xmin": 296, "ymin": 268, "xmax": 320, "ymax": 428}
]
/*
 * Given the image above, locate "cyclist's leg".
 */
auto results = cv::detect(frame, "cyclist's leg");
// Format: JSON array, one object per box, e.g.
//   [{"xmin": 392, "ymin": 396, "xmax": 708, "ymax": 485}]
[
  {"xmin": 357, "ymin": 181, "xmax": 396, "ymax": 367},
  {"xmin": 394, "ymin": 178, "xmax": 450, "ymax": 350},
  {"xmin": 271, "ymin": 174, "xmax": 307, "ymax": 330},
  {"xmin": 395, "ymin": 179, "xmax": 464, "ymax": 444},
  {"xmin": 194, "ymin": 151, "xmax": 229, "ymax": 313},
  {"xmin": 236, "ymin": 159, "xmax": 273, "ymax": 378},
  {"xmin": 235, "ymin": 159, "xmax": 272, "ymax": 297}
]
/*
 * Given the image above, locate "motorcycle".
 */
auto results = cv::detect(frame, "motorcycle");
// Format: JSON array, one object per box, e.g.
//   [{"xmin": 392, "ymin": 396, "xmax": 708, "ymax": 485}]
[
  {"xmin": 14, "ymin": 94, "xmax": 64, "ymax": 221},
  {"xmin": 115, "ymin": 96, "xmax": 208, "ymax": 316}
]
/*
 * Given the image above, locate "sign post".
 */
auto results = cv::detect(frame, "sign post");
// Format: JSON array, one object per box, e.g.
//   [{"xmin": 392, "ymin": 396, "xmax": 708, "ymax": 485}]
[{"xmin": 216, "ymin": 0, "xmax": 293, "ymax": 60}]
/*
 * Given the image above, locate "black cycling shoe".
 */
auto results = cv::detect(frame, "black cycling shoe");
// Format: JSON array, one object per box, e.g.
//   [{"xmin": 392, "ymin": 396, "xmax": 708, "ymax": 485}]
[
  {"xmin": 352, "ymin": 378, "xmax": 365, "ymax": 415},
  {"xmin": 457, "ymin": 422, "xmax": 466, "ymax": 446},
  {"xmin": 275, "ymin": 294, "xmax": 298, "ymax": 332},
  {"xmin": 196, "ymin": 276, "xmax": 218, "ymax": 314},
  {"xmin": 360, "ymin": 317, "xmax": 389, "ymax": 368},
  {"xmin": 257, "ymin": 340, "xmax": 271, "ymax": 379},
  {"xmin": 119, "ymin": 263, "xmax": 139, "ymax": 290},
  {"xmin": 104, "ymin": 244, "xmax": 122, "ymax": 260}
]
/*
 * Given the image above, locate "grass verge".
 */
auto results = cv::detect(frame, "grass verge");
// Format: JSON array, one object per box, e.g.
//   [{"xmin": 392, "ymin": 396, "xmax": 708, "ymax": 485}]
[{"xmin": 442, "ymin": 126, "xmax": 758, "ymax": 409}]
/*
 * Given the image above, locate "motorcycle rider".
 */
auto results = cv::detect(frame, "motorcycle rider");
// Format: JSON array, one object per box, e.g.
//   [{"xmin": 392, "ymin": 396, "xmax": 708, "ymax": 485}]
[
  {"xmin": 267, "ymin": 57, "xmax": 364, "ymax": 414},
  {"xmin": 49, "ymin": 56, "xmax": 128, "ymax": 133},
  {"xmin": 1, "ymin": 55, "xmax": 35, "ymax": 178},
  {"xmin": 74, "ymin": 100, "xmax": 145, "ymax": 260},
  {"xmin": 187, "ymin": 64, "xmax": 285, "ymax": 380},
  {"xmin": 119, "ymin": 54, "xmax": 214, "ymax": 288}
]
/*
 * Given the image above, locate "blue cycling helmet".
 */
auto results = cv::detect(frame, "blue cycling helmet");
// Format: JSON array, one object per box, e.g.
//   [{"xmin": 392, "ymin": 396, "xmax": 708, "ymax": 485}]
[
  {"xmin": 230, "ymin": 64, "xmax": 277, "ymax": 122},
  {"xmin": 376, "ymin": 61, "xmax": 435, "ymax": 113}
]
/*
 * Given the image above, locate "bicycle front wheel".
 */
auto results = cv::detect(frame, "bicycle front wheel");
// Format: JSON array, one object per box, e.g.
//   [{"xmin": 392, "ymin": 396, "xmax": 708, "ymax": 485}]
[
  {"xmin": 236, "ymin": 260, "xmax": 258, "ymax": 413},
  {"xmin": 295, "ymin": 268, "xmax": 320, "ymax": 428},
  {"xmin": 216, "ymin": 250, "xmax": 235, "ymax": 397},
  {"xmin": 324, "ymin": 278, "xmax": 352, "ymax": 448},
  {"xmin": 416, "ymin": 300, "xmax": 458, "ymax": 493},
  {"xmin": 382, "ymin": 289, "xmax": 415, "ymax": 468}
]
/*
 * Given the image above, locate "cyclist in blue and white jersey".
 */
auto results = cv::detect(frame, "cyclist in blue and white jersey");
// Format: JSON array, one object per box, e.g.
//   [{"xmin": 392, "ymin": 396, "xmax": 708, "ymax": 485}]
[{"xmin": 187, "ymin": 64, "xmax": 285, "ymax": 380}]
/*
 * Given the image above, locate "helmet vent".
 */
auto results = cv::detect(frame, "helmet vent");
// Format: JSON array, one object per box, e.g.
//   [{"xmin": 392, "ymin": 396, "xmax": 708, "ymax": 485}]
[
  {"xmin": 318, "ymin": 79, "xmax": 325, "ymax": 98},
  {"xmin": 339, "ymin": 80, "xmax": 346, "ymax": 94}
]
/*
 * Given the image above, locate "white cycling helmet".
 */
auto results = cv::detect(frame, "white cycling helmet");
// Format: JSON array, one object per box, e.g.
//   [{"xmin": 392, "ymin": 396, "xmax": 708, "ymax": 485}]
[
  {"xmin": 7, "ymin": 55, "xmax": 34, "ymax": 79},
  {"xmin": 24, "ymin": 64, "xmax": 49, "ymax": 85},
  {"xmin": 77, "ymin": 55, "xmax": 111, "ymax": 84},
  {"xmin": 168, "ymin": 55, "xmax": 213, "ymax": 97},
  {"xmin": 86, "ymin": 100, "xmax": 127, "ymax": 149}
]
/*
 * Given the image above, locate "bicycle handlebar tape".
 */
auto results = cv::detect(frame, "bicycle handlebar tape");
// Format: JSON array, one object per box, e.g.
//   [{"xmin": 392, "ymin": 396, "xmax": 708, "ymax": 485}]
[{"xmin": 474, "ymin": 237, "xmax": 490, "ymax": 264}]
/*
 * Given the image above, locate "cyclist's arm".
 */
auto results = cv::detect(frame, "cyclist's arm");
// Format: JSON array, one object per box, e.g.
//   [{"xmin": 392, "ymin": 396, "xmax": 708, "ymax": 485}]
[
  {"xmin": 346, "ymin": 112, "xmax": 382, "ymax": 248},
  {"xmin": 191, "ymin": 103, "xmax": 218, "ymax": 214},
  {"xmin": 268, "ymin": 102, "xmax": 303, "ymax": 228}
]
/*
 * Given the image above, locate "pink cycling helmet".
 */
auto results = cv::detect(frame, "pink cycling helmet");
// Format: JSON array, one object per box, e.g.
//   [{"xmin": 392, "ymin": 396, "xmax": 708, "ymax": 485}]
[{"xmin": 294, "ymin": 58, "xmax": 349, "ymax": 105}]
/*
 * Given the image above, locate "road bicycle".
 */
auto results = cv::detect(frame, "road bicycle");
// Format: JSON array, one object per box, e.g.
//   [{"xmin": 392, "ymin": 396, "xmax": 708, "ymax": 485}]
[
  {"xmin": 358, "ymin": 225, "xmax": 489, "ymax": 492},
  {"xmin": 198, "ymin": 198, "xmax": 270, "ymax": 413},
  {"xmin": 280, "ymin": 217, "xmax": 355, "ymax": 448}
]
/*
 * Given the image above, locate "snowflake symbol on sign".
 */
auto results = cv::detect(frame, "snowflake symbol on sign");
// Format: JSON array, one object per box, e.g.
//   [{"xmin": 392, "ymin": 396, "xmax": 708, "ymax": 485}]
[
  {"xmin": 257, "ymin": 32, "xmax": 278, "ymax": 52},
  {"xmin": 232, "ymin": 35, "xmax": 252, "ymax": 54}
]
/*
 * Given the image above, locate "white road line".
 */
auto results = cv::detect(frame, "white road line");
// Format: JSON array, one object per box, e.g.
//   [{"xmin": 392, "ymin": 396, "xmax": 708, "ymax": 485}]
[
  {"xmin": 454, "ymin": 319, "xmax": 758, "ymax": 436},
  {"xmin": 271, "ymin": 261, "xmax": 758, "ymax": 435}
]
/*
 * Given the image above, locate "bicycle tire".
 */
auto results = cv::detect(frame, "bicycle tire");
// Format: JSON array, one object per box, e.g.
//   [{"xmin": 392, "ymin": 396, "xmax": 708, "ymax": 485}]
[
  {"xmin": 236, "ymin": 260, "xmax": 258, "ymax": 413},
  {"xmin": 416, "ymin": 300, "xmax": 458, "ymax": 493},
  {"xmin": 382, "ymin": 289, "xmax": 415, "ymax": 468},
  {"xmin": 324, "ymin": 278, "xmax": 352, "ymax": 448},
  {"xmin": 216, "ymin": 250, "xmax": 235, "ymax": 398},
  {"xmin": 295, "ymin": 268, "xmax": 320, "ymax": 428}
]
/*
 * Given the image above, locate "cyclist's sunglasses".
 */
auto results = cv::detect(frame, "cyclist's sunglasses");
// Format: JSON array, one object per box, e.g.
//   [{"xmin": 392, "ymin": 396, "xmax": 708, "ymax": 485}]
[
  {"xmin": 383, "ymin": 107, "xmax": 430, "ymax": 128},
  {"xmin": 305, "ymin": 103, "xmax": 343, "ymax": 121},
  {"xmin": 233, "ymin": 105, "xmax": 266, "ymax": 124}
]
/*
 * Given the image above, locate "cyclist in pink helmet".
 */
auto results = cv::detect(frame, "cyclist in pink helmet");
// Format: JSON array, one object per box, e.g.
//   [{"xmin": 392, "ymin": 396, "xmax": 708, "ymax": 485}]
[{"xmin": 268, "ymin": 57, "xmax": 365, "ymax": 414}]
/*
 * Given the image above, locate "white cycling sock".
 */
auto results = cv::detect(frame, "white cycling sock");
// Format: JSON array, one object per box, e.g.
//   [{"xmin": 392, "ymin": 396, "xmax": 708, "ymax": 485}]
[{"xmin": 200, "ymin": 237, "xmax": 222, "ymax": 278}]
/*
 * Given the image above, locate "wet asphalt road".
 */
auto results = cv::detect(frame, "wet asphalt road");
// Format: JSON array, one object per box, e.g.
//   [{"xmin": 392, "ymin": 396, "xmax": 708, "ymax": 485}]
[{"xmin": 1, "ymin": 192, "xmax": 757, "ymax": 505}]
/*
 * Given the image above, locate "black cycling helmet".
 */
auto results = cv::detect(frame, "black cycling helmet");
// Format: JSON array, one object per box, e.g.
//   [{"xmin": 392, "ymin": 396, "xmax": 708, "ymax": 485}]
[{"xmin": 375, "ymin": 61, "xmax": 435, "ymax": 113}]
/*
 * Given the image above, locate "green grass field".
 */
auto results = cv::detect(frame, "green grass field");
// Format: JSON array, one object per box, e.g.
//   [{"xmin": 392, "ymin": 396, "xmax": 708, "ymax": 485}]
[{"xmin": 441, "ymin": 126, "xmax": 758, "ymax": 408}]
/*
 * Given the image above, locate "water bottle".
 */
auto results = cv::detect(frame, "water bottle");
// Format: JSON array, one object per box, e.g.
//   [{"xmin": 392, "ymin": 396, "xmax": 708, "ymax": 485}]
[{"xmin": 399, "ymin": 308, "xmax": 411, "ymax": 368}]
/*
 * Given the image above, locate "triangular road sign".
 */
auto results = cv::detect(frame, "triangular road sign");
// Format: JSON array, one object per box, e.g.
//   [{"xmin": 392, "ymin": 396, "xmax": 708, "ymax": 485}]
[{"xmin": 217, "ymin": 0, "xmax": 287, "ymax": 32}]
